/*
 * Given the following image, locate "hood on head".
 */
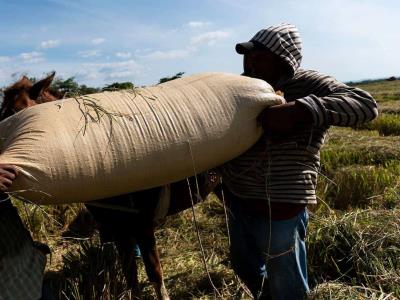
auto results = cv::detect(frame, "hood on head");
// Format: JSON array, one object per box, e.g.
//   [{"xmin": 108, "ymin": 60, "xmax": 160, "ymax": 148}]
[{"xmin": 236, "ymin": 23, "xmax": 302, "ymax": 77}]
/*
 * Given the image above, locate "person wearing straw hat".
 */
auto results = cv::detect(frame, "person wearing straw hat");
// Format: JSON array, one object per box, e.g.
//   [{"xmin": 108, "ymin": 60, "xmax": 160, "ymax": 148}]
[
  {"xmin": 219, "ymin": 23, "xmax": 378, "ymax": 299},
  {"xmin": 0, "ymin": 164, "xmax": 53, "ymax": 300}
]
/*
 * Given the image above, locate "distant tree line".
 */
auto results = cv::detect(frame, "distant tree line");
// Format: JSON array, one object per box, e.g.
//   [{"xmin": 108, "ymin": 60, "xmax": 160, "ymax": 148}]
[
  {"xmin": 158, "ymin": 72, "xmax": 184, "ymax": 84},
  {"xmin": 346, "ymin": 76, "xmax": 398, "ymax": 86},
  {"xmin": 47, "ymin": 71, "xmax": 184, "ymax": 96}
]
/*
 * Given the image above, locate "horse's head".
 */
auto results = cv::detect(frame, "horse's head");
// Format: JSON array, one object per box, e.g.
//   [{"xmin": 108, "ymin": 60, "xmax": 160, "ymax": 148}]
[{"xmin": 1, "ymin": 72, "xmax": 59, "ymax": 121}]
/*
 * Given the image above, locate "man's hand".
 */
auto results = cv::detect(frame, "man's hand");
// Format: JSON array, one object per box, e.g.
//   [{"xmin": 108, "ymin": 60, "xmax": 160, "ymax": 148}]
[
  {"xmin": 0, "ymin": 164, "xmax": 18, "ymax": 192},
  {"xmin": 258, "ymin": 101, "xmax": 312, "ymax": 136}
]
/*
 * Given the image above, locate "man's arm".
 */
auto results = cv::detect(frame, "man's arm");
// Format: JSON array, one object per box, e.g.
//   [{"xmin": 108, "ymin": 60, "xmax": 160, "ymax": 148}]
[
  {"xmin": 259, "ymin": 69, "xmax": 378, "ymax": 134},
  {"xmin": 258, "ymin": 101, "xmax": 312, "ymax": 134},
  {"xmin": 294, "ymin": 70, "xmax": 378, "ymax": 127}
]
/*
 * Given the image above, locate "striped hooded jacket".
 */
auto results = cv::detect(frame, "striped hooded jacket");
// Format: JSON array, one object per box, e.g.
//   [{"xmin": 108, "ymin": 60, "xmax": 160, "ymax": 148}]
[{"xmin": 220, "ymin": 23, "xmax": 378, "ymax": 204}]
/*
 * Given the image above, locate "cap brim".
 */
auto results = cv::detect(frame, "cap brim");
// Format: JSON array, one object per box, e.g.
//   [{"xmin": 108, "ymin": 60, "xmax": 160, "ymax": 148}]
[{"xmin": 235, "ymin": 42, "xmax": 255, "ymax": 54}]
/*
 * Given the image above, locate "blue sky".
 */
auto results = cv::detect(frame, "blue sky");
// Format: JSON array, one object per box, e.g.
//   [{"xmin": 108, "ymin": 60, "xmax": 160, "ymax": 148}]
[{"xmin": 0, "ymin": 0, "xmax": 399, "ymax": 88}]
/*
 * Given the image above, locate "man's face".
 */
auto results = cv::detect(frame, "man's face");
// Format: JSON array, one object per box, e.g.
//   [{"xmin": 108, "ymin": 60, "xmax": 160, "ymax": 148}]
[{"xmin": 242, "ymin": 49, "xmax": 285, "ymax": 88}]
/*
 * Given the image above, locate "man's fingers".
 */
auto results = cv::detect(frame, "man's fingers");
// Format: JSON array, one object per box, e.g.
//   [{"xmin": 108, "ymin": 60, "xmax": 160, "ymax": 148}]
[
  {"xmin": 0, "ymin": 183, "xmax": 9, "ymax": 192},
  {"xmin": 1, "ymin": 178, "xmax": 13, "ymax": 187},
  {"xmin": 0, "ymin": 165, "xmax": 18, "ymax": 192},
  {"xmin": 0, "ymin": 169, "xmax": 16, "ymax": 180},
  {"xmin": 1, "ymin": 165, "xmax": 18, "ymax": 176}
]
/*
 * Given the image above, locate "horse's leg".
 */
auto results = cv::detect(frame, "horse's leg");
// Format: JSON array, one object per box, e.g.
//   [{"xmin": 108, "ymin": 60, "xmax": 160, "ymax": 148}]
[
  {"xmin": 86, "ymin": 203, "xmax": 142, "ymax": 298},
  {"xmin": 136, "ymin": 225, "xmax": 170, "ymax": 300},
  {"xmin": 115, "ymin": 235, "xmax": 141, "ymax": 299}
]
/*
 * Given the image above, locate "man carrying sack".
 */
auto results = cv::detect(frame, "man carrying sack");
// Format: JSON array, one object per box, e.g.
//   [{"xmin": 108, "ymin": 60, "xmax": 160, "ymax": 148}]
[{"xmin": 219, "ymin": 23, "xmax": 378, "ymax": 299}]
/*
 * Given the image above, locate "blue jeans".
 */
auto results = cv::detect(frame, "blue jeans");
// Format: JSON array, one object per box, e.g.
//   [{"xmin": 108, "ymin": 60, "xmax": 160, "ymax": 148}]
[
  {"xmin": 228, "ymin": 198, "xmax": 309, "ymax": 300},
  {"xmin": 133, "ymin": 242, "xmax": 141, "ymax": 258}
]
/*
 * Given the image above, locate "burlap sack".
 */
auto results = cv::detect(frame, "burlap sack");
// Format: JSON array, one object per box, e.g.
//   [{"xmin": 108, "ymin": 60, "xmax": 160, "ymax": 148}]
[{"xmin": 0, "ymin": 73, "xmax": 284, "ymax": 204}]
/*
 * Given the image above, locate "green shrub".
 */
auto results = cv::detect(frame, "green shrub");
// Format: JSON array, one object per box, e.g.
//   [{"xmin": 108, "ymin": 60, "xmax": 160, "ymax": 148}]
[{"xmin": 356, "ymin": 113, "xmax": 400, "ymax": 136}]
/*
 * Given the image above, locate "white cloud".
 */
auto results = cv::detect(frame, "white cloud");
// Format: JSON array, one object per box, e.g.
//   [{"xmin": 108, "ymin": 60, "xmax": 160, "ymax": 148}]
[
  {"xmin": 187, "ymin": 21, "xmax": 211, "ymax": 28},
  {"xmin": 190, "ymin": 30, "xmax": 231, "ymax": 46},
  {"xmin": 83, "ymin": 60, "xmax": 140, "ymax": 69},
  {"xmin": 0, "ymin": 69, "xmax": 12, "ymax": 86},
  {"xmin": 0, "ymin": 56, "xmax": 11, "ymax": 63},
  {"xmin": 134, "ymin": 48, "xmax": 154, "ymax": 55},
  {"xmin": 40, "ymin": 39, "xmax": 60, "ymax": 49},
  {"xmin": 78, "ymin": 49, "xmax": 102, "ymax": 58},
  {"xmin": 115, "ymin": 52, "xmax": 132, "ymax": 59},
  {"xmin": 19, "ymin": 52, "xmax": 44, "ymax": 63},
  {"xmin": 75, "ymin": 69, "xmax": 99, "ymax": 80},
  {"xmin": 108, "ymin": 71, "xmax": 134, "ymax": 79},
  {"xmin": 91, "ymin": 38, "xmax": 106, "ymax": 45},
  {"xmin": 140, "ymin": 49, "xmax": 191, "ymax": 60},
  {"xmin": 135, "ymin": 29, "xmax": 231, "ymax": 61},
  {"xmin": 79, "ymin": 59, "xmax": 141, "ymax": 82}
]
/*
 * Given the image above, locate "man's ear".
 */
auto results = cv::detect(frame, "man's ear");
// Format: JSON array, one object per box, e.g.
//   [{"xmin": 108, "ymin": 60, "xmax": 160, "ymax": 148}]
[{"xmin": 29, "ymin": 71, "xmax": 56, "ymax": 100}]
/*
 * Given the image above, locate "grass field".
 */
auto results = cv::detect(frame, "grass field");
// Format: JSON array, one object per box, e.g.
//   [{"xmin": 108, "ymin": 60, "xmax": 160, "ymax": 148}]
[{"xmin": 14, "ymin": 78, "xmax": 400, "ymax": 299}]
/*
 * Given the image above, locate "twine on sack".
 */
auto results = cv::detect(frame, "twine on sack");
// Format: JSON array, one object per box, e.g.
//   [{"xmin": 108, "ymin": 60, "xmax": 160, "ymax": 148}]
[
  {"xmin": 7, "ymin": 189, "xmax": 52, "ymax": 203},
  {"xmin": 74, "ymin": 95, "xmax": 122, "ymax": 138},
  {"xmin": 214, "ymin": 178, "xmax": 254, "ymax": 298},
  {"xmin": 186, "ymin": 140, "xmax": 223, "ymax": 299},
  {"xmin": 257, "ymin": 151, "xmax": 272, "ymax": 300},
  {"xmin": 14, "ymin": 167, "xmax": 39, "ymax": 182},
  {"xmin": 125, "ymin": 86, "xmax": 158, "ymax": 102},
  {"xmin": 218, "ymin": 177, "xmax": 231, "ymax": 247},
  {"xmin": 17, "ymin": 195, "xmax": 64, "ymax": 229}
]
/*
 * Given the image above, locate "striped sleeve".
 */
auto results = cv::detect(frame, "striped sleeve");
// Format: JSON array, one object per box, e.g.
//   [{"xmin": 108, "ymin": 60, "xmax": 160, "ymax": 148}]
[{"xmin": 289, "ymin": 69, "xmax": 378, "ymax": 127}]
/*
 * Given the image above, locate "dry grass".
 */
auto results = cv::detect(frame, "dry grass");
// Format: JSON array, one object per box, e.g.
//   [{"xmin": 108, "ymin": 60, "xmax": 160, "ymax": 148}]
[
  {"xmin": 317, "ymin": 164, "xmax": 400, "ymax": 210},
  {"xmin": 379, "ymin": 100, "xmax": 400, "ymax": 114},
  {"xmin": 318, "ymin": 127, "xmax": 400, "ymax": 209},
  {"xmin": 15, "ymin": 195, "xmax": 400, "ymax": 299},
  {"xmin": 309, "ymin": 282, "xmax": 398, "ymax": 300},
  {"xmin": 353, "ymin": 80, "xmax": 400, "ymax": 102},
  {"xmin": 322, "ymin": 128, "xmax": 400, "ymax": 166},
  {"xmin": 15, "ymin": 196, "xmax": 250, "ymax": 299},
  {"xmin": 307, "ymin": 209, "xmax": 400, "ymax": 297}
]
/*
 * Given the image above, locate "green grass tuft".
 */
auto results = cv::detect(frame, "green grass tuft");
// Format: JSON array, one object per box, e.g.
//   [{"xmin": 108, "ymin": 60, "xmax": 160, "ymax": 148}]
[{"xmin": 355, "ymin": 113, "xmax": 400, "ymax": 136}]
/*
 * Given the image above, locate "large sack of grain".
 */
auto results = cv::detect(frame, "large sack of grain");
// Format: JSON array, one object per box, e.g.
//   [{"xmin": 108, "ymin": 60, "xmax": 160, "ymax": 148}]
[{"xmin": 0, "ymin": 73, "xmax": 284, "ymax": 204}]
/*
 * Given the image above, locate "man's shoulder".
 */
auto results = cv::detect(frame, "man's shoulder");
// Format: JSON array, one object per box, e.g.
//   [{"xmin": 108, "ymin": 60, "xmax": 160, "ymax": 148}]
[
  {"xmin": 292, "ymin": 68, "xmax": 332, "ymax": 81},
  {"xmin": 283, "ymin": 68, "xmax": 346, "ymax": 96}
]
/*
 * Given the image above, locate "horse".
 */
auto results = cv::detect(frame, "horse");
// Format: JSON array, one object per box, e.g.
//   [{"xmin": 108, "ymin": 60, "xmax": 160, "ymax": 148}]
[
  {"xmin": 1, "ymin": 73, "xmax": 221, "ymax": 300},
  {"xmin": 1, "ymin": 72, "xmax": 58, "ymax": 118}
]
